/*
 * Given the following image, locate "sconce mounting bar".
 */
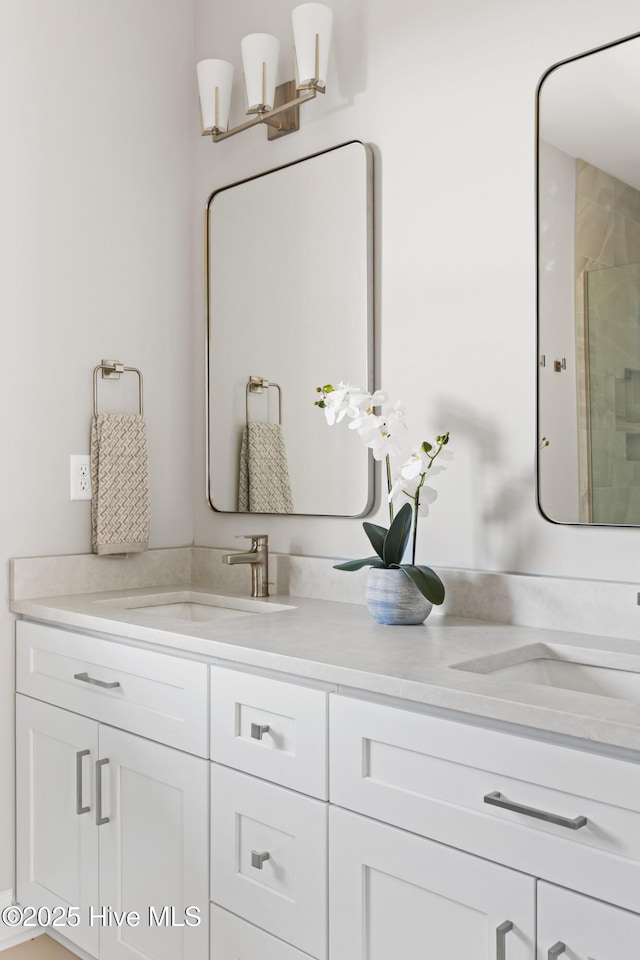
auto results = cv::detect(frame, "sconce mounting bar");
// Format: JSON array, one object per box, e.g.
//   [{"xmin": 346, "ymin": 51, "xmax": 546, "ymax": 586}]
[{"xmin": 202, "ymin": 82, "xmax": 322, "ymax": 143}]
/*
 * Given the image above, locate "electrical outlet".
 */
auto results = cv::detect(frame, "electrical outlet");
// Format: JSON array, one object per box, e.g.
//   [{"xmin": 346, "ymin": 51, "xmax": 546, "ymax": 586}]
[{"xmin": 70, "ymin": 455, "xmax": 92, "ymax": 500}]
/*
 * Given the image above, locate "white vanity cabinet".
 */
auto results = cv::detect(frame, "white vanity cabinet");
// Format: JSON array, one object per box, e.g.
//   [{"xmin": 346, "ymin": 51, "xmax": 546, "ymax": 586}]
[
  {"xmin": 15, "ymin": 621, "xmax": 209, "ymax": 960},
  {"xmin": 329, "ymin": 692, "xmax": 640, "ymax": 958},
  {"xmin": 15, "ymin": 613, "xmax": 640, "ymax": 960},
  {"xmin": 209, "ymin": 666, "xmax": 329, "ymax": 960}
]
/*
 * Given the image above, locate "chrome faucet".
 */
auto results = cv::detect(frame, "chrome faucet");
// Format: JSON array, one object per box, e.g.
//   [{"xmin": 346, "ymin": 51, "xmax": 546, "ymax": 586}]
[{"xmin": 223, "ymin": 534, "xmax": 269, "ymax": 598}]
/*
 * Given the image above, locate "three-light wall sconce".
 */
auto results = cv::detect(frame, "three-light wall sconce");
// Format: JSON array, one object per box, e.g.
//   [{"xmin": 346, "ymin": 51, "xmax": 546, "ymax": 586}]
[{"xmin": 197, "ymin": 3, "xmax": 332, "ymax": 143}]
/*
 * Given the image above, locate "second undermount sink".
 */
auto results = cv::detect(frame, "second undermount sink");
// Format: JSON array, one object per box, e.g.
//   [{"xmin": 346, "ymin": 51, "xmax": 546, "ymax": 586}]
[
  {"xmin": 95, "ymin": 591, "xmax": 296, "ymax": 623},
  {"xmin": 451, "ymin": 643, "xmax": 640, "ymax": 705}
]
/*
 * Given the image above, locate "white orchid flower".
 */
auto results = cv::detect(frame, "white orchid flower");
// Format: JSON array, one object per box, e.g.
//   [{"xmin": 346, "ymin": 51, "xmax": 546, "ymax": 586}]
[
  {"xmin": 322, "ymin": 381, "xmax": 360, "ymax": 425},
  {"xmin": 401, "ymin": 440, "xmax": 451, "ymax": 480},
  {"xmin": 389, "ymin": 473, "xmax": 438, "ymax": 516},
  {"xmin": 347, "ymin": 389, "xmax": 387, "ymax": 418},
  {"xmin": 400, "ymin": 455, "xmax": 447, "ymax": 481},
  {"xmin": 356, "ymin": 406, "xmax": 408, "ymax": 460},
  {"xmin": 346, "ymin": 390, "xmax": 388, "ymax": 434},
  {"xmin": 401, "ymin": 448, "xmax": 430, "ymax": 481},
  {"xmin": 314, "ymin": 381, "xmax": 451, "ymax": 562}
]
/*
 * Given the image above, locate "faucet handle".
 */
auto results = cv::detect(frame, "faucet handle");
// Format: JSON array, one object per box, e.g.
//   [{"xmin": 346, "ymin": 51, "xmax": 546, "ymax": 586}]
[{"xmin": 236, "ymin": 534, "xmax": 268, "ymax": 548}]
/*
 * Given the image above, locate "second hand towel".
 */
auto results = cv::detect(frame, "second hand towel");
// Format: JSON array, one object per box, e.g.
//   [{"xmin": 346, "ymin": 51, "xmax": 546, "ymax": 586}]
[{"xmin": 238, "ymin": 421, "xmax": 294, "ymax": 513}]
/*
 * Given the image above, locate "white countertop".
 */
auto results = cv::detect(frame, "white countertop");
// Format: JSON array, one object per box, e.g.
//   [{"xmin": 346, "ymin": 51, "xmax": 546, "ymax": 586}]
[{"xmin": 11, "ymin": 585, "xmax": 640, "ymax": 754}]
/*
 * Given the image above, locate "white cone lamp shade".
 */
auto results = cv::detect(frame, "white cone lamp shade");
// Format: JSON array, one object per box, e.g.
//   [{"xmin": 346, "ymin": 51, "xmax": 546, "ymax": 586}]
[
  {"xmin": 241, "ymin": 33, "xmax": 280, "ymax": 112},
  {"xmin": 197, "ymin": 59, "xmax": 233, "ymax": 132},
  {"xmin": 292, "ymin": 3, "xmax": 333, "ymax": 90}
]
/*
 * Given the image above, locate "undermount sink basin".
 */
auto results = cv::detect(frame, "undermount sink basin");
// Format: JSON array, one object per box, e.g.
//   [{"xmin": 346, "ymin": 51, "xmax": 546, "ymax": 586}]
[
  {"xmin": 451, "ymin": 643, "xmax": 640, "ymax": 705},
  {"xmin": 95, "ymin": 591, "xmax": 296, "ymax": 623}
]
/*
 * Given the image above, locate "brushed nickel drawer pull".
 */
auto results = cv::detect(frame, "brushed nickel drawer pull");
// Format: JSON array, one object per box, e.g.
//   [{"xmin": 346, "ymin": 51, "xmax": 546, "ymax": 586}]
[
  {"xmin": 250, "ymin": 723, "xmax": 270, "ymax": 741},
  {"xmin": 484, "ymin": 791, "xmax": 587, "ymax": 830},
  {"xmin": 76, "ymin": 750, "xmax": 90, "ymax": 815},
  {"xmin": 497, "ymin": 921, "xmax": 513, "ymax": 960},
  {"xmin": 251, "ymin": 850, "xmax": 270, "ymax": 870},
  {"xmin": 74, "ymin": 672, "xmax": 120, "ymax": 689},
  {"xmin": 548, "ymin": 943, "xmax": 566, "ymax": 959}
]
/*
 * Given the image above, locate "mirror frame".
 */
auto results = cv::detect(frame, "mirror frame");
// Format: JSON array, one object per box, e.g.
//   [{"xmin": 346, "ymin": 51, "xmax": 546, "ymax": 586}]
[
  {"xmin": 535, "ymin": 31, "xmax": 640, "ymax": 526},
  {"xmin": 204, "ymin": 141, "xmax": 375, "ymax": 516}
]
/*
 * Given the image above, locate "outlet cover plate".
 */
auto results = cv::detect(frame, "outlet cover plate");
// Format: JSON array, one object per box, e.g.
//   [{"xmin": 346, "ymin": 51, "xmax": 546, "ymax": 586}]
[{"xmin": 70, "ymin": 454, "xmax": 92, "ymax": 500}]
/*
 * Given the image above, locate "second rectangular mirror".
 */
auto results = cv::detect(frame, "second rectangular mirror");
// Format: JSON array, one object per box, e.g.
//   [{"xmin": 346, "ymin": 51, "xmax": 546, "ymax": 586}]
[{"xmin": 538, "ymin": 33, "xmax": 640, "ymax": 525}]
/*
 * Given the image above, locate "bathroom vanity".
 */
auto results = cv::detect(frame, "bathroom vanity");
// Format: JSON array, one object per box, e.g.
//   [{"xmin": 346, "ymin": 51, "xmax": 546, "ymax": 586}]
[{"xmin": 11, "ymin": 581, "xmax": 640, "ymax": 960}]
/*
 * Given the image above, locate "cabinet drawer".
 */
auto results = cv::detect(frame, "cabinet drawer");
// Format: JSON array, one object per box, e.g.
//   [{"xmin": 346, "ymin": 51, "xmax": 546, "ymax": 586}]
[
  {"xmin": 330, "ymin": 694, "xmax": 640, "ymax": 913},
  {"xmin": 211, "ymin": 764, "xmax": 327, "ymax": 959},
  {"xmin": 210, "ymin": 667, "xmax": 327, "ymax": 798},
  {"xmin": 211, "ymin": 905, "xmax": 314, "ymax": 959},
  {"xmin": 16, "ymin": 620, "xmax": 208, "ymax": 756}
]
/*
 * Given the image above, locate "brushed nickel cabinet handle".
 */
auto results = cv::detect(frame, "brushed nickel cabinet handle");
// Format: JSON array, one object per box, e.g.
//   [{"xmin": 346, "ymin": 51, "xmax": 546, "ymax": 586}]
[
  {"xmin": 548, "ymin": 943, "xmax": 566, "ymax": 959},
  {"xmin": 95, "ymin": 758, "xmax": 109, "ymax": 826},
  {"xmin": 484, "ymin": 791, "xmax": 587, "ymax": 830},
  {"xmin": 251, "ymin": 850, "xmax": 270, "ymax": 869},
  {"xmin": 250, "ymin": 723, "xmax": 270, "ymax": 741},
  {"xmin": 74, "ymin": 672, "xmax": 120, "ymax": 690},
  {"xmin": 497, "ymin": 921, "xmax": 513, "ymax": 960},
  {"xmin": 76, "ymin": 750, "xmax": 90, "ymax": 815}
]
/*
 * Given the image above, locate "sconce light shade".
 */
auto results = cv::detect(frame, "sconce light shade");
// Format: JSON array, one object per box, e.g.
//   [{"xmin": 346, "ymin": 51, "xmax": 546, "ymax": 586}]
[
  {"xmin": 292, "ymin": 3, "xmax": 333, "ymax": 90},
  {"xmin": 241, "ymin": 33, "xmax": 280, "ymax": 113},
  {"xmin": 197, "ymin": 59, "xmax": 233, "ymax": 132}
]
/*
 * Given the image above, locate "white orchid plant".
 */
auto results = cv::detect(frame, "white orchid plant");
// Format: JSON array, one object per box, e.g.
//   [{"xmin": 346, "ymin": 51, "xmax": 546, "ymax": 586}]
[{"xmin": 314, "ymin": 382, "xmax": 451, "ymax": 606}]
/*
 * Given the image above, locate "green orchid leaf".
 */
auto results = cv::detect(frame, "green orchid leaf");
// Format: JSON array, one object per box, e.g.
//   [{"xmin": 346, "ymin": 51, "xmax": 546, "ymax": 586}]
[
  {"xmin": 383, "ymin": 502, "xmax": 413, "ymax": 566},
  {"xmin": 362, "ymin": 522, "xmax": 388, "ymax": 560},
  {"xmin": 333, "ymin": 556, "xmax": 385, "ymax": 572},
  {"xmin": 400, "ymin": 564, "xmax": 445, "ymax": 605}
]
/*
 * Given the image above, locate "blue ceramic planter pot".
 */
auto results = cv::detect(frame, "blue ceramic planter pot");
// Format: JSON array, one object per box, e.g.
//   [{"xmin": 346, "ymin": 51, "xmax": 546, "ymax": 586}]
[{"xmin": 365, "ymin": 568, "xmax": 432, "ymax": 625}]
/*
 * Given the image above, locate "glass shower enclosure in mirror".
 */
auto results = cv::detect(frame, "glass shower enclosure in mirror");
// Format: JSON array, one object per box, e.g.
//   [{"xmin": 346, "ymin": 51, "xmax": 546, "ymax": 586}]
[
  {"xmin": 537, "ymin": 32, "xmax": 640, "ymax": 524},
  {"xmin": 206, "ymin": 141, "xmax": 374, "ymax": 516}
]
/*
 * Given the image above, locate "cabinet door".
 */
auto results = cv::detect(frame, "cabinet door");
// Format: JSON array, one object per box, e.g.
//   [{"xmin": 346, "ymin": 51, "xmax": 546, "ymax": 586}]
[
  {"xmin": 330, "ymin": 807, "xmax": 535, "ymax": 960},
  {"xmin": 98, "ymin": 726, "xmax": 209, "ymax": 960},
  {"xmin": 538, "ymin": 882, "xmax": 640, "ymax": 958},
  {"xmin": 16, "ymin": 695, "xmax": 99, "ymax": 956}
]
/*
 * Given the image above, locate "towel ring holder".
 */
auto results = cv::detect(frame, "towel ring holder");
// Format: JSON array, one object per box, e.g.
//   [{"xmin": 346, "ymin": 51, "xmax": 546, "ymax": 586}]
[
  {"xmin": 93, "ymin": 361, "xmax": 144, "ymax": 416},
  {"xmin": 246, "ymin": 376, "xmax": 282, "ymax": 426}
]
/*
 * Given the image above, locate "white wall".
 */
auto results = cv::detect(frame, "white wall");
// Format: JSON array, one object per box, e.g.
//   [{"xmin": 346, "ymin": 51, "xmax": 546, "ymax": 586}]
[
  {"xmin": 0, "ymin": 0, "xmax": 195, "ymax": 891},
  {"xmin": 193, "ymin": 0, "xmax": 640, "ymax": 584}
]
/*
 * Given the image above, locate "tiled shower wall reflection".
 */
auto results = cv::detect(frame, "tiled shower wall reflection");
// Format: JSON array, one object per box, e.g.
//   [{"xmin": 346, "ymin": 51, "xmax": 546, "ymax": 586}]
[{"xmin": 577, "ymin": 160, "xmax": 640, "ymax": 522}]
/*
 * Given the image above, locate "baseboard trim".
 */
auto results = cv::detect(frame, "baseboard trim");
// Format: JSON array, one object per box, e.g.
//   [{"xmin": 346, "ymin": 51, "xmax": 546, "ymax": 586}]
[{"xmin": 0, "ymin": 890, "xmax": 45, "ymax": 951}]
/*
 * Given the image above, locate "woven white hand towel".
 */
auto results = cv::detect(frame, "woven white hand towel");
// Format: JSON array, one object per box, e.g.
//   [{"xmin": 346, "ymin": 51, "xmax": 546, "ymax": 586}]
[
  {"xmin": 238, "ymin": 421, "xmax": 294, "ymax": 513},
  {"xmin": 90, "ymin": 413, "xmax": 150, "ymax": 555}
]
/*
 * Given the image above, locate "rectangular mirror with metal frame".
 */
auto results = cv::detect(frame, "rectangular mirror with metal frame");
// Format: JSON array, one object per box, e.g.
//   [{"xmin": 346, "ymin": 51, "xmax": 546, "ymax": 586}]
[
  {"xmin": 206, "ymin": 140, "xmax": 374, "ymax": 516},
  {"xmin": 537, "ymin": 32, "xmax": 640, "ymax": 525}
]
